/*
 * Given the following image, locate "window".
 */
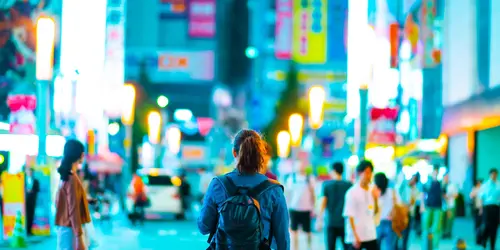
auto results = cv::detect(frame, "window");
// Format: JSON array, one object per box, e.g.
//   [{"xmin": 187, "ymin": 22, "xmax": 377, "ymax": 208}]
[{"xmin": 145, "ymin": 175, "xmax": 174, "ymax": 186}]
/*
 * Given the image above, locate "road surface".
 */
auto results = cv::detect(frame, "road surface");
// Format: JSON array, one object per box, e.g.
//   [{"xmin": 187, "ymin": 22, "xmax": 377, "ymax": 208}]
[{"xmin": 4, "ymin": 216, "xmax": 488, "ymax": 249}]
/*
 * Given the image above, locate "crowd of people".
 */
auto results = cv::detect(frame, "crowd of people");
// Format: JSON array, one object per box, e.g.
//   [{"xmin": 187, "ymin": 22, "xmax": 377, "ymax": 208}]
[
  {"xmin": 197, "ymin": 129, "xmax": 500, "ymax": 250},
  {"xmin": 48, "ymin": 129, "xmax": 500, "ymax": 250}
]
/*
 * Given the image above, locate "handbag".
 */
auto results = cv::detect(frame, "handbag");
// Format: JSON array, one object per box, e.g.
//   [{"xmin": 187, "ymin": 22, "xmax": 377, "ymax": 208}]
[{"xmin": 83, "ymin": 221, "xmax": 99, "ymax": 249}]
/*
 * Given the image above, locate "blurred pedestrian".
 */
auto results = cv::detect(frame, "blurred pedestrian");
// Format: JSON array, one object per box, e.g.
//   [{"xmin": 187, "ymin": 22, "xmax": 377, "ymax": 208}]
[
  {"xmin": 55, "ymin": 139, "xmax": 92, "ymax": 250},
  {"xmin": 317, "ymin": 162, "xmax": 352, "ymax": 250},
  {"xmin": 25, "ymin": 168, "xmax": 40, "ymax": 236},
  {"xmin": 441, "ymin": 173, "xmax": 458, "ymax": 239},
  {"xmin": 373, "ymin": 172, "xmax": 401, "ymax": 250},
  {"xmin": 286, "ymin": 163, "xmax": 315, "ymax": 250},
  {"xmin": 198, "ymin": 129, "xmax": 290, "ymax": 250},
  {"xmin": 128, "ymin": 174, "xmax": 148, "ymax": 225},
  {"xmin": 343, "ymin": 160, "xmax": 379, "ymax": 250},
  {"xmin": 469, "ymin": 179, "xmax": 482, "ymax": 240},
  {"xmin": 397, "ymin": 174, "xmax": 420, "ymax": 250},
  {"xmin": 179, "ymin": 172, "xmax": 192, "ymax": 220},
  {"xmin": 478, "ymin": 168, "xmax": 500, "ymax": 250},
  {"xmin": 421, "ymin": 165, "xmax": 444, "ymax": 249}
]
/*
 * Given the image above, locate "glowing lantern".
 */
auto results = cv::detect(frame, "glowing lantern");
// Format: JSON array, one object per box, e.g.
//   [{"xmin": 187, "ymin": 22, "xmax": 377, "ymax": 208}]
[
  {"xmin": 389, "ymin": 22, "xmax": 400, "ymax": 68},
  {"xmin": 405, "ymin": 16, "xmax": 419, "ymax": 54}
]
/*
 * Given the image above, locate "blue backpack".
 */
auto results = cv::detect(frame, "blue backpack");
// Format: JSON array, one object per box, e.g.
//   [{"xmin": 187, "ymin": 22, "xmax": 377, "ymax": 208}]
[{"xmin": 207, "ymin": 175, "xmax": 283, "ymax": 250}]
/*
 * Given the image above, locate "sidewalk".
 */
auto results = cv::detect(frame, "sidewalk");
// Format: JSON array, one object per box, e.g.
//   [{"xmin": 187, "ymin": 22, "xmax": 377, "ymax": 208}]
[{"xmin": 304, "ymin": 217, "xmax": 488, "ymax": 250}]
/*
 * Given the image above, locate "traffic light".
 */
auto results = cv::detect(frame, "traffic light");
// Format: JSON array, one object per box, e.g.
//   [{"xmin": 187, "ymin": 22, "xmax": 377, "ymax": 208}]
[{"xmin": 0, "ymin": 151, "xmax": 9, "ymax": 174}]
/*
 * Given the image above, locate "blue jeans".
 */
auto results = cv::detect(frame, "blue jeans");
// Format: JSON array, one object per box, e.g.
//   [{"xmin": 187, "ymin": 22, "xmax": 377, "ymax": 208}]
[
  {"xmin": 56, "ymin": 226, "xmax": 74, "ymax": 250},
  {"xmin": 377, "ymin": 220, "xmax": 397, "ymax": 250}
]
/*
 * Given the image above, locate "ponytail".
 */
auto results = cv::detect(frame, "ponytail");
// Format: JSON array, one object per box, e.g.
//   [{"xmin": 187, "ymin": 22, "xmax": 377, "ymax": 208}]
[
  {"xmin": 233, "ymin": 129, "xmax": 266, "ymax": 174},
  {"xmin": 58, "ymin": 157, "xmax": 73, "ymax": 181}
]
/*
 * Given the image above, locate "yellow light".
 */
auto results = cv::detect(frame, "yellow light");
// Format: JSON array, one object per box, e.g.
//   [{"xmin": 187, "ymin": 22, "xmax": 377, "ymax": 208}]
[
  {"xmin": 166, "ymin": 126, "xmax": 182, "ymax": 154},
  {"xmin": 149, "ymin": 168, "xmax": 159, "ymax": 177},
  {"xmin": 277, "ymin": 130, "xmax": 291, "ymax": 158},
  {"xmin": 36, "ymin": 16, "xmax": 56, "ymax": 80},
  {"xmin": 308, "ymin": 86, "xmax": 326, "ymax": 129},
  {"xmin": 147, "ymin": 111, "xmax": 162, "ymax": 144},
  {"xmin": 0, "ymin": 155, "xmax": 4, "ymax": 165},
  {"xmin": 171, "ymin": 176, "xmax": 182, "ymax": 187},
  {"xmin": 288, "ymin": 113, "xmax": 303, "ymax": 147},
  {"xmin": 121, "ymin": 84, "xmax": 136, "ymax": 125}
]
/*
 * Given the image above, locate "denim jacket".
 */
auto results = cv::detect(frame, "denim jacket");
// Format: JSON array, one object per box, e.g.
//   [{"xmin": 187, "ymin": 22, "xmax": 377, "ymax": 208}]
[{"xmin": 197, "ymin": 170, "xmax": 291, "ymax": 250}]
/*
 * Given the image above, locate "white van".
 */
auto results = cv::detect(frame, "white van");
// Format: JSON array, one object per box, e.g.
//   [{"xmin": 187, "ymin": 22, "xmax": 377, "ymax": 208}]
[{"xmin": 127, "ymin": 168, "xmax": 184, "ymax": 219}]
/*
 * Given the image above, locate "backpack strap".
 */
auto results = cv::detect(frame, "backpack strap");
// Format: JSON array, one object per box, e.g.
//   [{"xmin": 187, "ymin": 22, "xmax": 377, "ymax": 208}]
[
  {"xmin": 247, "ymin": 179, "xmax": 284, "ymax": 199},
  {"xmin": 218, "ymin": 175, "xmax": 239, "ymax": 197}
]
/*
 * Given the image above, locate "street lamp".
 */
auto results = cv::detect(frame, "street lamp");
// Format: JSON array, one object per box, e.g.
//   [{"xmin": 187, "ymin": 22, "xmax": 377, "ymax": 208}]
[
  {"xmin": 277, "ymin": 130, "xmax": 291, "ymax": 159},
  {"xmin": 288, "ymin": 113, "xmax": 304, "ymax": 147},
  {"xmin": 147, "ymin": 111, "xmax": 162, "ymax": 144},
  {"xmin": 148, "ymin": 111, "xmax": 162, "ymax": 168},
  {"xmin": 308, "ymin": 86, "xmax": 326, "ymax": 129},
  {"xmin": 157, "ymin": 95, "xmax": 169, "ymax": 108},
  {"xmin": 35, "ymin": 16, "xmax": 56, "ymax": 166},
  {"xmin": 166, "ymin": 126, "xmax": 181, "ymax": 155}
]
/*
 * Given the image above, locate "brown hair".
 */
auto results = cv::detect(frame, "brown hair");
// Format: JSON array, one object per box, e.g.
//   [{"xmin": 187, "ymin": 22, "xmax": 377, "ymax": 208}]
[{"xmin": 233, "ymin": 129, "xmax": 266, "ymax": 174}]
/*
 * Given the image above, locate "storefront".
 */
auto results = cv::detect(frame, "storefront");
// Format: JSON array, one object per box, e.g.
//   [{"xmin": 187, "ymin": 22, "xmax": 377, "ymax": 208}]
[{"xmin": 442, "ymin": 87, "xmax": 500, "ymax": 185}]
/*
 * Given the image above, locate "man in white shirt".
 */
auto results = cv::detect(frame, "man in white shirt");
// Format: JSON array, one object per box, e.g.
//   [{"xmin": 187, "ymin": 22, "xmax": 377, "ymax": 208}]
[
  {"xmin": 343, "ymin": 160, "xmax": 379, "ymax": 250},
  {"xmin": 286, "ymin": 164, "xmax": 316, "ymax": 250},
  {"xmin": 479, "ymin": 168, "xmax": 500, "ymax": 249}
]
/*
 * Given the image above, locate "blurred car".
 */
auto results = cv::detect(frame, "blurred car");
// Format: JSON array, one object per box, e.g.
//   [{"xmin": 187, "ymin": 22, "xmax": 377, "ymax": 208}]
[{"xmin": 127, "ymin": 168, "xmax": 184, "ymax": 219}]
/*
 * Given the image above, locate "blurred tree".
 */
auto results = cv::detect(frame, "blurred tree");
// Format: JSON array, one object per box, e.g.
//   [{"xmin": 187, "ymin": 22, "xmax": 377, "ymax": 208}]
[
  {"xmin": 130, "ymin": 61, "xmax": 157, "ymax": 172},
  {"xmin": 262, "ymin": 63, "xmax": 301, "ymax": 157}
]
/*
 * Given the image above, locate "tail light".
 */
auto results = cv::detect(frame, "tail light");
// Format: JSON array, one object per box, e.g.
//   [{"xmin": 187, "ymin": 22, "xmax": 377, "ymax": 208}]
[{"xmin": 172, "ymin": 193, "xmax": 180, "ymax": 199}]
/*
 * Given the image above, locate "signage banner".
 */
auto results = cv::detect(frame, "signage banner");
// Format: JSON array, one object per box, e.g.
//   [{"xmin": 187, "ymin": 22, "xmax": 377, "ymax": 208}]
[
  {"xmin": 159, "ymin": 0, "xmax": 188, "ymax": 18},
  {"xmin": 2, "ymin": 172, "xmax": 25, "ymax": 240},
  {"xmin": 420, "ymin": 0, "xmax": 436, "ymax": 68},
  {"xmin": 292, "ymin": 0, "xmax": 327, "ymax": 64},
  {"xmin": 126, "ymin": 50, "xmax": 215, "ymax": 82},
  {"xmin": 275, "ymin": 0, "xmax": 293, "ymax": 59},
  {"xmin": 32, "ymin": 165, "xmax": 52, "ymax": 235},
  {"xmin": 188, "ymin": 0, "xmax": 216, "ymax": 38},
  {"xmin": 368, "ymin": 107, "xmax": 399, "ymax": 145},
  {"xmin": 327, "ymin": 0, "xmax": 348, "ymax": 64}
]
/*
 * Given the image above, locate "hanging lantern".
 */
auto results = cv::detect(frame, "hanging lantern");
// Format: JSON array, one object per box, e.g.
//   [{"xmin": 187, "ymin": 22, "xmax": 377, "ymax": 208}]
[
  {"xmin": 432, "ymin": 49, "xmax": 441, "ymax": 64},
  {"xmin": 405, "ymin": 16, "xmax": 419, "ymax": 55},
  {"xmin": 389, "ymin": 22, "xmax": 400, "ymax": 68}
]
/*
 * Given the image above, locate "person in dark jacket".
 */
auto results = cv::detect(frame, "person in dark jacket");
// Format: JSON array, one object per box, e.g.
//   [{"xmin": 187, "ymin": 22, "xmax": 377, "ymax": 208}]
[
  {"xmin": 25, "ymin": 168, "xmax": 40, "ymax": 235},
  {"xmin": 421, "ymin": 165, "xmax": 444, "ymax": 249}
]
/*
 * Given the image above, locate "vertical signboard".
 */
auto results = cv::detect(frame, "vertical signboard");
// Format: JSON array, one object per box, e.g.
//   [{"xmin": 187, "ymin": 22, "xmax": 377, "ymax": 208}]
[
  {"xmin": 188, "ymin": 0, "xmax": 216, "ymax": 38},
  {"xmin": 420, "ymin": 0, "xmax": 436, "ymax": 68},
  {"xmin": 292, "ymin": 0, "xmax": 327, "ymax": 64},
  {"xmin": 327, "ymin": 0, "xmax": 348, "ymax": 64},
  {"xmin": 275, "ymin": 0, "xmax": 293, "ymax": 59},
  {"xmin": 104, "ymin": 0, "xmax": 126, "ymax": 117},
  {"xmin": 2, "ymin": 172, "xmax": 25, "ymax": 240}
]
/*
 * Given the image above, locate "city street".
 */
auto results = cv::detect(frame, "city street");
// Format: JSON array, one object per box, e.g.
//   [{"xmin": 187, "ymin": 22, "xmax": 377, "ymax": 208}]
[{"xmin": 6, "ymin": 217, "xmax": 488, "ymax": 249}]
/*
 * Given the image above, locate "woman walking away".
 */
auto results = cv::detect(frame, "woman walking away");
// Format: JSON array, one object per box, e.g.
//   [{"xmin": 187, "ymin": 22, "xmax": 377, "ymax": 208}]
[
  {"xmin": 55, "ymin": 140, "xmax": 92, "ymax": 250},
  {"xmin": 374, "ymin": 172, "xmax": 401, "ymax": 250},
  {"xmin": 198, "ymin": 129, "xmax": 290, "ymax": 250}
]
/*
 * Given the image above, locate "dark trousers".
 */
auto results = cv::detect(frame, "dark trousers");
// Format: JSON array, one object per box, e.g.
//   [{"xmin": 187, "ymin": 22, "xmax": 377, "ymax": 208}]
[
  {"xmin": 327, "ymin": 226, "xmax": 348, "ymax": 250},
  {"xmin": 482, "ymin": 205, "xmax": 500, "ymax": 250},
  {"xmin": 26, "ymin": 198, "xmax": 36, "ymax": 234},
  {"xmin": 349, "ymin": 240, "xmax": 379, "ymax": 250},
  {"xmin": 131, "ymin": 201, "xmax": 145, "ymax": 225}
]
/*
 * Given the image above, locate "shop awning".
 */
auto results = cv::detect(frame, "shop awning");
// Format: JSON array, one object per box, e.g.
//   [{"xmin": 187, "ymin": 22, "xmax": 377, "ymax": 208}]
[{"xmin": 442, "ymin": 86, "xmax": 500, "ymax": 134}]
